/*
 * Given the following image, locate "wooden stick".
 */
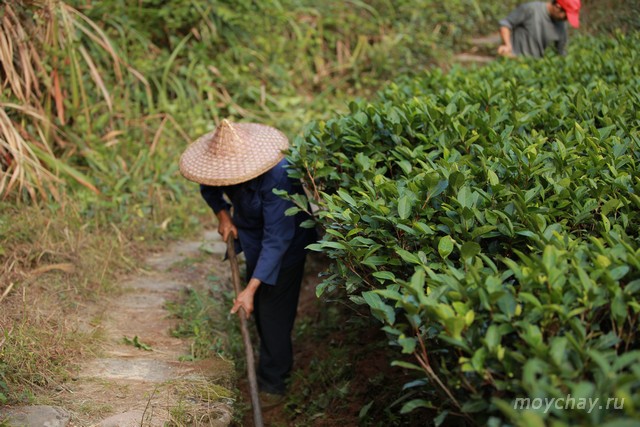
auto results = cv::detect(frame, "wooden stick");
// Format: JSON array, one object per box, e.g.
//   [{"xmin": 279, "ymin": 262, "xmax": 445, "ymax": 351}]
[{"xmin": 227, "ymin": 237, "xmax": 264, "ymax": 427}]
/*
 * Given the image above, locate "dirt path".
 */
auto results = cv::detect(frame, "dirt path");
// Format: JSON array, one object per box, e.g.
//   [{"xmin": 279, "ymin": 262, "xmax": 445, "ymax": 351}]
[
  {"xmin": 453, "ymin": 32, "xmax": 501, "ymax": 64},
  {"xmin": 2, "ymin": 231, "xmax": 236, "ymax": 427}
]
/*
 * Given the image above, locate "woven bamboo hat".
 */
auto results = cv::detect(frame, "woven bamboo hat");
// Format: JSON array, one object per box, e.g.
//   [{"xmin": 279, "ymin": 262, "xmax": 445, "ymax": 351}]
[{"xmin": 179, "ymin": 119, "xmax": 289, "ymax": 186}]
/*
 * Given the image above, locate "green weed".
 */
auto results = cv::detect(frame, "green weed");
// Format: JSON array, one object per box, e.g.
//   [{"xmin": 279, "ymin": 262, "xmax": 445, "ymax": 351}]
[
  {"xmin": 122, "ymin": 335, "xmax": 153, "ymax": 351},
  {"xmin": 166, "ymin": 282, "xmax": 236, "ymax": 361},
  {"xmin": 165, "ymin": 379, "xmax": 235, "ymax": 426}
]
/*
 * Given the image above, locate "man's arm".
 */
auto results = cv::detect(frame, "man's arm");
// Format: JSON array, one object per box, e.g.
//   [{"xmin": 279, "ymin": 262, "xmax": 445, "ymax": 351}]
[
  {"xmin": 497, "ymin": 3, "xmax": 531, "ymax": 57},
  {"xmin": 229, "ymin": 168, "xmax": 296, "ymax": 317},
  {"xmin": 200, "ymin": 184, "xmax": 246, "ymax": 315},
  {"xmin": 200, "ymin": 185, "xmax": 237, "ymax": 241},
  {"xmin": 498, "ymin": 26, "xmax": 514, "ymax": 57},
  {"xmin": 216, "ymin": 208, "xmax": 238, "ymax": 242},
  {"xmin": 251, "ymin": 173, "xmax": 297, "ymax": 286}
]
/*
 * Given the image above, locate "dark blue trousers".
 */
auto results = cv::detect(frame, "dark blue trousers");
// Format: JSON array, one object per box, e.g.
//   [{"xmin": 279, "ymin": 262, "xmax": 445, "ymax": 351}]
[{"xmin": 251, "ymin": 259, "xmax": 305, "ymax": 394}]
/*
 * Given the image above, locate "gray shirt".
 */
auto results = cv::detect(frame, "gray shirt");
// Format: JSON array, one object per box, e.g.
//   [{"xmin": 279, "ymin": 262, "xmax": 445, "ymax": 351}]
[{"xmin": 499, "ymin": 1, "xmax": 567, "ymax": 57}]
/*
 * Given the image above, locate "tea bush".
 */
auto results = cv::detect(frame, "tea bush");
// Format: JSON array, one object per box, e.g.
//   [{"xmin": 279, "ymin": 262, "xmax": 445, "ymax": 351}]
[{"xmin": 288, "ymin": 33, "xmax": 640, "ymax": 426}]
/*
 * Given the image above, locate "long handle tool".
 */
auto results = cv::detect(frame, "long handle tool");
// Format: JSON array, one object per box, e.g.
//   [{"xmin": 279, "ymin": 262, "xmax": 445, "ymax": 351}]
[{"xmin": 227, "ymin": 236, "xmax": 264, "ymax": 427}]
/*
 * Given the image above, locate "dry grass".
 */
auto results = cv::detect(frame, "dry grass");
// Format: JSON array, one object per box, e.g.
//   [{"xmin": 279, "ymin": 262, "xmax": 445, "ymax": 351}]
[
  {"xmin": 0, "ymin": 200, "xmax": 142, "ymax": 403},
  {"xmin": 0, "ymin": 309, "xmax": 95, "ymax": 398},
  {"xmin": 0, "ymin": 202, "xmax": 135, "ymax": 292},
  {"xmin": 0, "ymin": 183, "xmax": 208, "ymax": 404},
  {"xmin": 0, "ymin": 0, "xmax": 148, "ymax": 201}
]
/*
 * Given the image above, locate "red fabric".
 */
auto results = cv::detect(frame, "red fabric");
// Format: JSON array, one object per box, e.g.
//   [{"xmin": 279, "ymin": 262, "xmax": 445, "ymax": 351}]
[{"xmin": 556, "ymin": 0, "xmax": 581, "ymax": 28}]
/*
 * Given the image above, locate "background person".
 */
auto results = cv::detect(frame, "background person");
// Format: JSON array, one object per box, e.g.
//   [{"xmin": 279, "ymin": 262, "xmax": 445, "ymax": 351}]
[
  {"xmin": 179, "ymin": 119, "xmax": 316, "ymax": 403},
  {"xmin": 498, "ymin": 0, "xmax": 581, "ymax": 58}
]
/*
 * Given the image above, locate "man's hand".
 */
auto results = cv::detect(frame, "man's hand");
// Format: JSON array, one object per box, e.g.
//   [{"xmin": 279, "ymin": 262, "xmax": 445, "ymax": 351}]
[
  {"xmin": 498, "ymin": 26, "xmax": 515, "ymax": 57},
  {"xmin": 498, "ymin": 44, "xmax": 515, "ymax": 57},
  {"xmin": 231, "ymin": 278, "xmax": 261, "ymax": 318},
  {"xmin": 216, "ymin": 209, "xmax": 238, "ymax": 242}
]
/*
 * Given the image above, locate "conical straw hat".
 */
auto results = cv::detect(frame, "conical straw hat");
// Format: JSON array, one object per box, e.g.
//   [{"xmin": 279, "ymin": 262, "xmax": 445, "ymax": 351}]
[{"xmin": 179, "ymin": 119, "xmax": 289, "ymax": 186}]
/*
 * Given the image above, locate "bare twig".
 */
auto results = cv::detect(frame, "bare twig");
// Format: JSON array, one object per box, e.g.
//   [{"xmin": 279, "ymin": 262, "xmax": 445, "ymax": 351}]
[
  {"xmin": 140, "ymin": 385, "xmax": 159, "ymax": 427},
  {"xmin": 149, "ymin": 115, "xmax": 168, "ymax": 155},
  {"xmin": 414, "ymin": 329, "xmax": 476, "ymax": 424},
  {"xmin": 306, "ymin": 165, "xmax": 320, "ymax": 202},
  {"xmin": 30, "ymin": 263, "xmax": 75, "ymax": 276},
  {"xmin": 0, "ymin": 282, "xmax": 15, "ymax": 304}
]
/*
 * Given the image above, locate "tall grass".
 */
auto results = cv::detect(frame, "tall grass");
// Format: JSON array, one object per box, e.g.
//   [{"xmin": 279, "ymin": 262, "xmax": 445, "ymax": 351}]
[{"xmin": 0, "ymin": 1, "xmax": 123, "ymax": 200}]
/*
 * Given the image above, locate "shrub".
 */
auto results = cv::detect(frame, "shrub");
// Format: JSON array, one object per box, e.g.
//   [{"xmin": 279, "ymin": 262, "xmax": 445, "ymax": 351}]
[{"xmin": 287, "ymin": 33, "xmax": 640, "ymax": 425}]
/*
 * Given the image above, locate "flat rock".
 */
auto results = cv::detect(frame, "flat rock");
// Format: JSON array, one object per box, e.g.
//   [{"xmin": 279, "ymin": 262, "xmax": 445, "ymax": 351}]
[
  {"xmin": 454, "ymin": 53, "xmax": 495, "ymax": 63},
  {"xmin": 124, "ymin": 276, "xmax": 185, "ymax": 292},
  {"xmin": 79, "ymin": 357, "xmax": 232, "ymax": 383},
  {"xmin": 79, "ymin": 358, "xmax": 182, "ymax": 382},
  {"xmin": 469, "ymin": 33, "xmax": 502, "ymax": 46},
  {"xmin": 96, "ymin": 410, "xmax": 161, "ymax": 427},
  {"xmin": 0, "ymin": 405, "xmax": 70, "ymax": 427},
  {"xmin": 115, "ymin": 293, "xmax": 167, "ymax": 310},
  {"xmin": 146, "ymin": 231, "xmax": 225, "ymax": 270}
]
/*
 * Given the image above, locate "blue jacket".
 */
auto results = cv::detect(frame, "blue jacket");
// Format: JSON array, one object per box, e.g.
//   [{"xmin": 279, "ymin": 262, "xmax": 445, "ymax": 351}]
[{"xmin": 200, "ymin": 159, "xmax": 316, "ymax": 286}]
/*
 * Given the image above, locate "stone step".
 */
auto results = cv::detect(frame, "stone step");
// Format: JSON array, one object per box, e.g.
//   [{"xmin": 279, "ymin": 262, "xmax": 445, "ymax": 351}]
[{"xmin": 1, "ymin": 406, "xmax": 70, "ymax": 427}]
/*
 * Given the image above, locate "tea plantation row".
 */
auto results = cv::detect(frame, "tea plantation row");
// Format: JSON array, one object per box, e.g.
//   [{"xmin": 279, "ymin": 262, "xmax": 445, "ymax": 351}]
[{"xmin": 288, "ymin": 33, "xmax": 640, "ymax": 426}]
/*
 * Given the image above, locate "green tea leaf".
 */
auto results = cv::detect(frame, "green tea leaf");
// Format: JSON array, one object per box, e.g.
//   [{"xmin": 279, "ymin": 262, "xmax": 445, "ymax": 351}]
[
  {"xmin": 362, "ymin": 291, "xmax": 395, "ymax": 325},
  {"xmin": 438, "ymin": 236, "xmax": 454, "ymax": 259},
  {"xmin": 398, "ymin": 196, "xmax": 412, "ymax": 220},
  {"xmin": 460, "ymin": 241, "xmax": 480, "ymax": 260},
  {"xmin": 400, "ymin": 399, "xmax": 432, "ymax": 414}
]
